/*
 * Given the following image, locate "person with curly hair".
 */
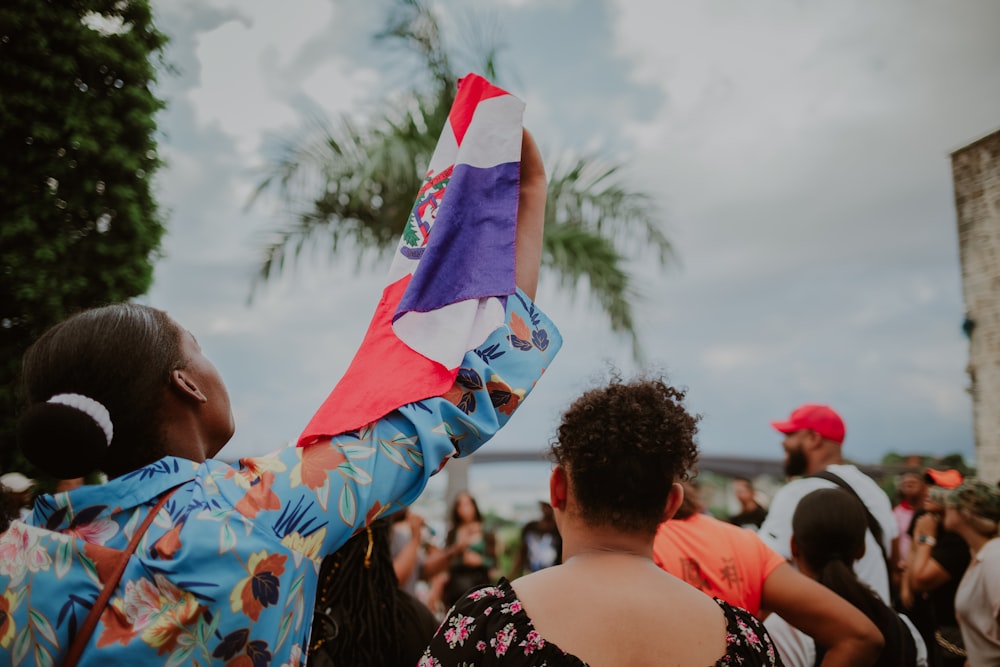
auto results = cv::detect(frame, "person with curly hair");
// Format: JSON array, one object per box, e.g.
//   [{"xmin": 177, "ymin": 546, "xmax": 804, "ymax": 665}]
[{"xmin": 420, "ymin": 376, "xmax": 783, "ymax": 666}]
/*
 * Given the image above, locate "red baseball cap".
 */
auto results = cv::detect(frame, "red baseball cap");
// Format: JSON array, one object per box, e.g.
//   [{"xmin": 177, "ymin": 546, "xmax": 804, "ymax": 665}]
[
  {"xmin": 924, "ymin": 468, "xmax": 963, "ymax": 489},
  {"xmin": 770, "ymin": 404, "xmax": 846, "ymax": 444}
]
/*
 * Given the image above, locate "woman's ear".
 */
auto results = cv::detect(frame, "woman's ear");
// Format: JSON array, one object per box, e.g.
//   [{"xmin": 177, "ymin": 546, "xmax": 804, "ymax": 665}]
[
  {"xmin": 662, "ymin": 482, "xmax": 684, "ymax": 522},
  {"xmin": 170, "ymin": 369, "xmax": 207, "ymax": 404},
  {"xmin": 550, "ymin": 466, "xmax": 568, "ymax": 511}
]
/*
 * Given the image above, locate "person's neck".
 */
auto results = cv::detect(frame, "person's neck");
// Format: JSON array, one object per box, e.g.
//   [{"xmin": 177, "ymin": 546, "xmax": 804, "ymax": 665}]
[
  {"xmin": 964, "ymin": 530, "xmax": 995, "ymax": 557},
  {"xmin": 741, "ymin": 499, "xmax": 758, "ymax": 512},
  {"xmin": 559, "ymin": 523, "xmax": 654, "ymax": 563},
  {"xmin": 807, "ymin": 451, "xmax": 844, "ymax": 476}
]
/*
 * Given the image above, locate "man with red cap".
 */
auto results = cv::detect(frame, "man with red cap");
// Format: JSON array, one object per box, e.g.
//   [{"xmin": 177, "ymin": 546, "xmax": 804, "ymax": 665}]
[{"xmin": 758, "ymin": 403, "xmax": 900, "ymax": 605}]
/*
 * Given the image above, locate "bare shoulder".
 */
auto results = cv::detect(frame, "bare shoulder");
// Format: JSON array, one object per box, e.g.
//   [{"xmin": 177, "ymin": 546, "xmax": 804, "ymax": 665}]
[{"xmin": 512, "ymin": 563, "xmax": 728, "ymax": 666}]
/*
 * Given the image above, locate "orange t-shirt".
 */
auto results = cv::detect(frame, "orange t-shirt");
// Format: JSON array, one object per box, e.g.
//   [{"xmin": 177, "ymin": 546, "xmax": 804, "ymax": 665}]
[{"xmin": 653, "ymin": 512, "xmax": 786, "ymax": 617}]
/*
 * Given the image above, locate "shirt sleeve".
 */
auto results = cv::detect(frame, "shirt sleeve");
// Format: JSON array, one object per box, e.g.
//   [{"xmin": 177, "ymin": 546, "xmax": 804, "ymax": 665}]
[
  {"xmin": 215, "ymin": 290, "xmax": 560, "ymax": 558},
  {"xmin": 763, "ymin": 614, "xmax": 814, "ymax": 667},
  {"xmin": 758, "ymin": 485, "xmax": 799, "ymax": 559}
]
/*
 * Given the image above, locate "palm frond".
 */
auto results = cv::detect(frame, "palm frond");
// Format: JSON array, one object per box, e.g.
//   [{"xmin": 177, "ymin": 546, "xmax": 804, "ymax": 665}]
[
  {"xmin": 248, "ymin": 0, "xmax": 672, "ymax": 359},
  {"xmin": 543, "ymin": 222, "xmax": 644, "ymax": 362},
  {"xmin": 547, "ymin": 156, "xmax": 673, "ymax": 265}
]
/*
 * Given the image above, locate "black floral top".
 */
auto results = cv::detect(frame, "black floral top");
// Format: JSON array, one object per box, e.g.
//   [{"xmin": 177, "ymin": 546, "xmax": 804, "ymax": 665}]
[{"xmin": 419, "ymin": 578, "xmax": 782, "ymax": 666}]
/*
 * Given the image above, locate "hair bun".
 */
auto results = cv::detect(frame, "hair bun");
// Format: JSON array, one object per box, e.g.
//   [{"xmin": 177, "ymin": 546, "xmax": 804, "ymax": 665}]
[{"xmin": 17, "ymin": 402, "xmax": 110, "ymax": 479}]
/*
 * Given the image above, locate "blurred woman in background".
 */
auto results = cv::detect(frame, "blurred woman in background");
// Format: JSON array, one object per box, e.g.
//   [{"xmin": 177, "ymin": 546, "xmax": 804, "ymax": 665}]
[
  {"xmin": 942, "ymin": 479, "xmax": 1000, "ymax": 665},
  {"xmin": 440, "ymin": 491, "xmax": 498, "ymax": 609}
]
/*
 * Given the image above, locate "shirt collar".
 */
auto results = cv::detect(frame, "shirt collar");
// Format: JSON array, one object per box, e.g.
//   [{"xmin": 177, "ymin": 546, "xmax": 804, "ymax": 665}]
[{"xmin": 31, "ymin": 456, "xmax": 199, "ymax": 530}]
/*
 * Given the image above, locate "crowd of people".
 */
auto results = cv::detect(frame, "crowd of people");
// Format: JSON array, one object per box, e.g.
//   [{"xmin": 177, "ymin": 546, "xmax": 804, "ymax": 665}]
[{"xmin": 2, "ymin": 78, "xmax": 999, "ymax": 666}]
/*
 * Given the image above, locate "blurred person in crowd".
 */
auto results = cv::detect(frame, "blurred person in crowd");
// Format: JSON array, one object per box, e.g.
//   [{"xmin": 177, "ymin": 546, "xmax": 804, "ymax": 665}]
[
  {"xmin": 764, "ymin": 487, "xmax": 925, "ymax": 666},
  {"xmin": 893, "ymin": 470, "xmax": 928, "ymax": 563},
  {"xmin": 391, "ymin": 507, "xmax": 430, "ymax": 596},
  {"xmin": 941, "ymin": 479, "xmax": 1000, "ymax": 665},
  {"xmin": 760, "ymin": 403, "xmax": 900, "ymax": 604},
  {"xmin": 656, "ymin": 479, "xmax": 884, "ymax": 663},
  {"xmin": 900, "ymin": 469, "xmax": 967, "ymax": 667},
  {"xmin": 729, "ymin": 476, "xmax": 768, "ymax": 530},
  {"xmin": 440, "ymin": 490, "xmax": 498, "ymax": 608},
  {"xmin": 55, "ymin": 476, "xmax": 85, "ymax": 493},
  {"xmin": 309, "ymin": 517, "xmax": 439, "ymax": 666},
  {"xmin": 424, "ymin": 376, "xmax": 813, "ymax": 665},
  {"xmin": 512, "ymin": 498, "xmax": 562, "ymax": 576}
]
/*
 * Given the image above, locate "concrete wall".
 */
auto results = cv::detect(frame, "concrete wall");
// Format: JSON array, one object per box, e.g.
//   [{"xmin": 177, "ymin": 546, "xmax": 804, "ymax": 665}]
[{"xmin": 952, "ymin": 128, "xmax": 1000, "ymax": 484}]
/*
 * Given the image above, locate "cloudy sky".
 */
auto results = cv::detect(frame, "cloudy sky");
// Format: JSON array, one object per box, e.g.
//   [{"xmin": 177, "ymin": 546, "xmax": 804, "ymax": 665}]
[{"xmin": 145, "ymin": 0, "xmax": 1000, "ymax": 474}]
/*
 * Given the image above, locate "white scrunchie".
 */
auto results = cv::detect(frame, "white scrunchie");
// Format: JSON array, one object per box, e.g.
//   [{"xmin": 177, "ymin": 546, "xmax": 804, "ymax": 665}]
[{"xmin": 47, "ymin": 393, "xmax": 114, "ymax": 446}]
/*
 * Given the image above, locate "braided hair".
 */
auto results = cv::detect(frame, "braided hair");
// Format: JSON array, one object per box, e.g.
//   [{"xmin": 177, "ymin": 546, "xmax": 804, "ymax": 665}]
[{"xmin": 308, "ymin": 518, "xmax": 404, "ymax": 666}]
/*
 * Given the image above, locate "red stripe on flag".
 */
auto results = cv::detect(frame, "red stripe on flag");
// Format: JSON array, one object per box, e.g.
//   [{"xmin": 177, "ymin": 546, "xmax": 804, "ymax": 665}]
[
  {"xmin": 297, "ymin": 275, "xmax": 457, "ymax": 445},
  {"xmin": 448, "ymin": 74, "xmax": 510, "ymax": 145}
]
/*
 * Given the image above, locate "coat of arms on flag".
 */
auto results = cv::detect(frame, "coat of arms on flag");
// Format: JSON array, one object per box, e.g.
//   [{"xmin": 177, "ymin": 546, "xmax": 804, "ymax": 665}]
[{"xmin": 299, "ymin": 74, "xmax": 527, "ymax": 445}]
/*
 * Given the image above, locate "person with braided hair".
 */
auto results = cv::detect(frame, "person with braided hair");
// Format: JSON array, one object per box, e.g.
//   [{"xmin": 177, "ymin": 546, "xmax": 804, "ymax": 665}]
[
  {"xmin": 764, "ymin": 488, "xmax": 927, "ymax": 666},
  {"xmin": 307, "ymin": 517, "xmax": 438, "ymax": 667}
]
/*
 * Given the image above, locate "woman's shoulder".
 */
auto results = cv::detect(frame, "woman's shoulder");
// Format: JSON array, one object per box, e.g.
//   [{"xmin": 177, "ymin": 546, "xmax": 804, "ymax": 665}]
[
  {"xmin": 422, "ymin": 578, "xmax": 586, "ymax": 666},
  {"xmin": 713, "ymin": 599, "xmax": 782, "ymax": 666}
]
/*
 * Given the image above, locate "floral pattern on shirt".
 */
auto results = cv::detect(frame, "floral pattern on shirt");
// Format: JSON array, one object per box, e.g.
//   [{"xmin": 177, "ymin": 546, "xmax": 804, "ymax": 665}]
[
  {"xmin": 420, "ymin": 578, "xmax": 783, "ymax": 666},
  {"xmin": 0, "ymin": 291, "xmax": 559, "ymax": 667}
]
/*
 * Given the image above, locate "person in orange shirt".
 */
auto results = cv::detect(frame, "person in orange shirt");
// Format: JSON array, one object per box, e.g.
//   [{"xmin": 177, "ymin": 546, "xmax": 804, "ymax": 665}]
[
  {"xmin": 655, "ymin": 480, "xmax": 883, "ymax": 665},
  {"xmin": 654, "ymin": 481, "xmax": 784, "ymax": 616}
]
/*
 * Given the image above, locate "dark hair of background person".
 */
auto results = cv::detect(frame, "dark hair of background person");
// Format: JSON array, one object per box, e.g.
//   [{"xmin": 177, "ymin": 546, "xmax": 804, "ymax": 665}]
[
  {"xmin": 550, "ymin": 374, "xmax": 700, "ymax": 534},
  {"xmin": 16, "ymin": 303, "xmax": 182, "ymax": 480},
  {"xmin": 309, "ymin": 517, "xmax": 437, "ymax": 667},
  {"xmin": 447, "ymin": 490, "xmax": 484, "ymax": 536},
  {"xmin": 794, "ymin": 488, "xmax": 917, "ymax": 666},
  {"xmin": 793, "ymin": 488, "xmax": 884, "ymax": 622}
]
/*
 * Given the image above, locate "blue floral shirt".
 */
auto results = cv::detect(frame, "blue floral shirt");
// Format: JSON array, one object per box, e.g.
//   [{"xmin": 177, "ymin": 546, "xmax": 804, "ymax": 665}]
[{"xmin": 0, "ymin": 291, "xmax": 559, "ymax": 667}]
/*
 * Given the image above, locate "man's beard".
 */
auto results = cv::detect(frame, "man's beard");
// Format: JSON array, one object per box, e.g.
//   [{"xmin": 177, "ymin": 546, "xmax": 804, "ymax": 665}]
[{"xmin": 784, "ymin": 446, "xmax": 808, "ymax": 478}]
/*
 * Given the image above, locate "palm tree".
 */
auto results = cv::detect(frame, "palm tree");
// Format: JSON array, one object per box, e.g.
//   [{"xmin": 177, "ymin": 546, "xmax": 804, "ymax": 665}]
[{"xmin": 251, "ymin": 0, "xmax": 673, "ymax": 360}]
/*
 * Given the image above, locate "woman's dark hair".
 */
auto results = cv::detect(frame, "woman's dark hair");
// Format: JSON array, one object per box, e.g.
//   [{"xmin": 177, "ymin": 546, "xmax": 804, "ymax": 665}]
[
  {"xmin": 16, "ymin": 303, "xmax": 184, "ymax": 479},
  {"xmin": 309, "ymin": 518, "xmax": 403, "ymax": 666},
  {"xmin": 792, "ymin": 488, "xmax": 884, "ymax": 625},
  {"xmin": 550, "ymin": 375, "xmax": 700, "ymax": 534},
  {"xmin": 448, "ymin": 491, "xmax": 483, "ymax": 529}
]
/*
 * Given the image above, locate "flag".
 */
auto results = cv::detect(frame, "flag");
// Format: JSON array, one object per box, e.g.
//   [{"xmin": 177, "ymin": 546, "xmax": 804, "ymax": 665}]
[{"xmin": 298, "ymin": 74, "xmax": 526, "ymax": 445}]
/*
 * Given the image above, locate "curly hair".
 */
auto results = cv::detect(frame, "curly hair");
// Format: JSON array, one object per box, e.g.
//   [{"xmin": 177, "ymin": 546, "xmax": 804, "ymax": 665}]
[{"xmin": 550, "ymin": 375, "xmax": 700, "ymax": 534}]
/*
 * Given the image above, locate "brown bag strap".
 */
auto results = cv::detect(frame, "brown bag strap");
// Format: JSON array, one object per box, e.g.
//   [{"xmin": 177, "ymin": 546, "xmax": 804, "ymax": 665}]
[{"xmin": 62, "ymin": 486, "xmax": 180, "ymax": 667}]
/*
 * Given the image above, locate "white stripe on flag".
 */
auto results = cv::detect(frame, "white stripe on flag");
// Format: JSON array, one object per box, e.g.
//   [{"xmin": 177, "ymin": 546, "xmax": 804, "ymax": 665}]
[
  {"xmin": 393, "ymin": 296, "xmax": 506, "ymax": 368},
  {"xmin": 455, "ymin": 95, "xmax": 525, "ymax": 168}
]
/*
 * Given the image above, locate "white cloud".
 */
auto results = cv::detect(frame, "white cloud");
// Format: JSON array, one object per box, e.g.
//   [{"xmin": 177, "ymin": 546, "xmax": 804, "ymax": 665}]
[{"xmin": 141, "ymin": 0, "xmax": 1000, "ymax": 474}]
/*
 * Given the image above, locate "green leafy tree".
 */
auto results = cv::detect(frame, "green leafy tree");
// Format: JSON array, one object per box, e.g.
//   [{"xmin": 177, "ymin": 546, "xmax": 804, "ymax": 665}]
[
  {"xmin": 0, "ymin": 0, "xmax": 168, "ymax": 474},
  {"xmin": 252, "ymin": 0, "xmax": 672, "ymax": 359}
]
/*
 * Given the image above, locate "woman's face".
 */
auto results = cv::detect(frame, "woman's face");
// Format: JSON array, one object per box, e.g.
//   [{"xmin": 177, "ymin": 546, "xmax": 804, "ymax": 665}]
[
  {"xmin": 456, "ymin": 493, "xmax": 478, "ymax": 523},
  {"xmin": 176, "ymin": 322, "xmax": 235, "ymax": 456},
  {"xmin": 942, "ymin": 506, "xmax": 962, "ymax": 533}
]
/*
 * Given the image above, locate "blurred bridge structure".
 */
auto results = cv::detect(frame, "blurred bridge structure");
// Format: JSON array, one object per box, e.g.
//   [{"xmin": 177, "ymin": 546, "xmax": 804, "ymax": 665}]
[{"xmin": 445, "ymin": 450, "xmax": 914, "ymax": 504}]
